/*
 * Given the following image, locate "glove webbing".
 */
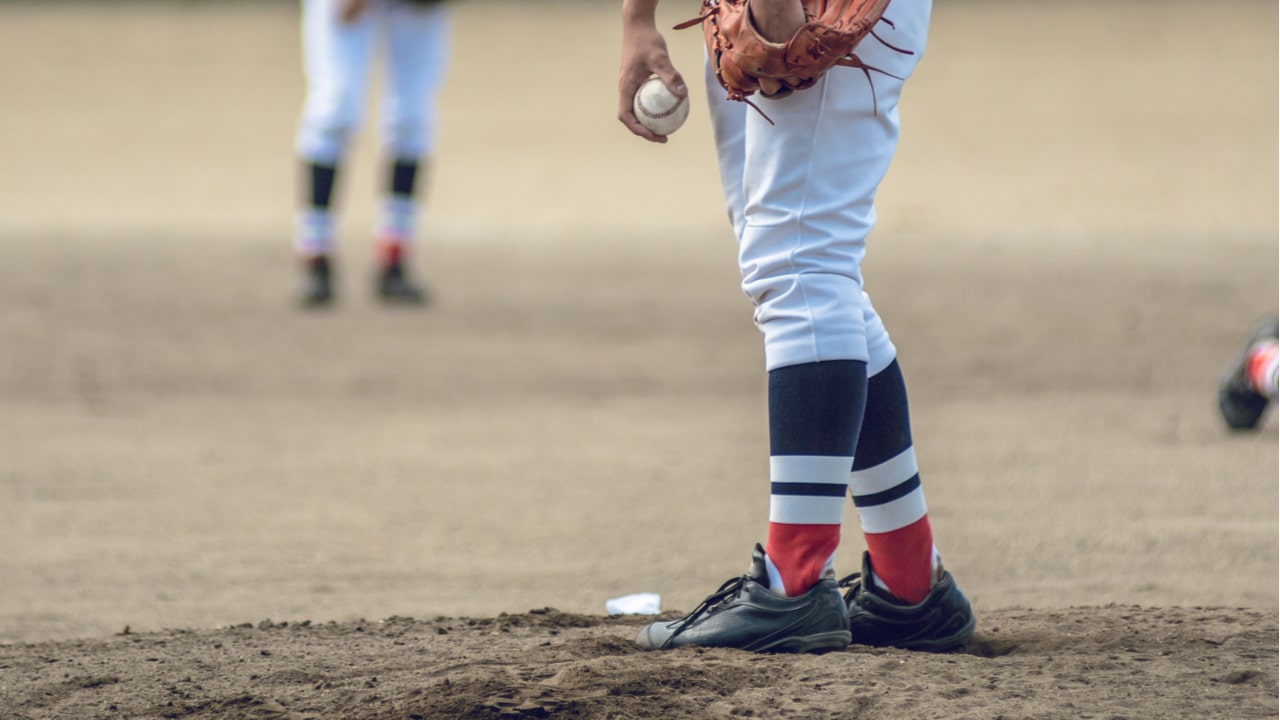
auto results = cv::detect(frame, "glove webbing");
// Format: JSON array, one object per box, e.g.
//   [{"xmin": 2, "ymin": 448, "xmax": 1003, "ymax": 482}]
[{"xmin": 676, "ymin": 3, "xmax": 914, "ymax": 124}]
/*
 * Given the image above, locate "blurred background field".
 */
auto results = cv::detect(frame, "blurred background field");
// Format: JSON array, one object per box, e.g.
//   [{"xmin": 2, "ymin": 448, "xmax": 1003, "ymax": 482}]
[
  {"xmin": 2, "ymin": 0, "xmax": 1275, "ymax": 245},
  {"xmin": 0, "ymin": 0, "xmax": 1275, "ymax": 643}
]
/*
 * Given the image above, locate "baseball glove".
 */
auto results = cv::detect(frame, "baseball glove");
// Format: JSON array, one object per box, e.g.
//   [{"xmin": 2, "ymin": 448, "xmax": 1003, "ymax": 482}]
[{"xmin": 676, "ymin": 0, "xmax": 909, "ymax": 115}]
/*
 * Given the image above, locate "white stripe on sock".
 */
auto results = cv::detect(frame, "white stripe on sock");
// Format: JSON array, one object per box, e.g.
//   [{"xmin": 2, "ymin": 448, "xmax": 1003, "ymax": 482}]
[
  {"xmin": 770, "ymin": 495, "xmax": 847, "ymax": 525},
  {"xmin": 855, "ymin": 491, "xmax": 928, "ymax": 534},
  {"xmin": 848, "ymin": 447, "xmax": 918, "ymax": 495},
  {"xmin": 380, "ymin": 196, "xmax": 417, "ymax": 240},
  {"xmin": 770, "ymin": 455, "xmax": 853, "ymax": 484},
  {"xmin": 849, "ymin": 447, "xmax": 928, "ymax": 534},
  {"xmin": 769, "ymin": 455, "xmax": 851, "ymax": 526},
  {"xmin": 296, "ymin": 209, "xmax": 334, "ymax": 255}
]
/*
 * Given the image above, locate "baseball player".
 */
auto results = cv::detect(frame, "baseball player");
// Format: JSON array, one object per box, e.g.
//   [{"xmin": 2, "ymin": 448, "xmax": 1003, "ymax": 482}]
[
  {"xmin": 294, "ymin": 0, "xmax": 450, "ymax": 306},
  {"xmin": 618, "ymin": 0, "xmax": 975, "ymax": 652},
  {"xmin": 1219, "ymin": 316, "xmax": 1279, "ymax": 430}
]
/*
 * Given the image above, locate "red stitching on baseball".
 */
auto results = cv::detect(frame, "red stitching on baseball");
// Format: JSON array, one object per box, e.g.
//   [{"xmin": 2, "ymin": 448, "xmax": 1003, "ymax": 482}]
[{"xmin": 639, "ymin": 98, "xmax": 683, "ymax": 119}]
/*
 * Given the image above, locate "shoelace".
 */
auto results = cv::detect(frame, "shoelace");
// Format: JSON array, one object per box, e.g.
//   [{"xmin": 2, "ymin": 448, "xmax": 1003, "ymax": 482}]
[
  {"xmin": 667, "ymin": 573, "xmax": 749, "ymax": 641},
  {"xmin": 836, "ymin": 572, "xmax": 863, "ymax": 606}
]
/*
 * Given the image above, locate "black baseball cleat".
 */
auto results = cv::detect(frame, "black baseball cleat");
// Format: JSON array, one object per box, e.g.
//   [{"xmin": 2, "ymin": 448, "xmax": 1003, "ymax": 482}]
[
  {"xmin": 376, "ymin": 261, "xmax": 429, "ymax": 305},
  {"xmin": 1218, "ymin": 316, "xmax": 1279, "ymax": 431},
  {"xmin": 840, "ymin": 551, "xmax": 975, "ymax": 652},
  {"xmin": 635, "ymin": 544, "xmax": 851, "ymax": 653},
  {"xmin": 299, "ymin": 254, "xmax": 334, "ymax": 307}
]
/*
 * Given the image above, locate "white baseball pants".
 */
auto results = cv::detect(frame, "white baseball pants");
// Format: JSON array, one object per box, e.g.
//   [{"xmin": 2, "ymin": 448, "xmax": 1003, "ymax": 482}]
[
  {"xmin": 296, "ymin": 0, "xmax": 451, "ymax": 164},
  {"xmin": 707, "ymin": 0, "xmax": 932, "ymax": 374}
]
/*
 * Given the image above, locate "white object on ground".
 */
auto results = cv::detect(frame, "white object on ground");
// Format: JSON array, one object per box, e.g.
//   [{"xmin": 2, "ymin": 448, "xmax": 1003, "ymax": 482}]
[{"xmin": 605, "ymin": 592, "xmax": 661, "ymax": 615}]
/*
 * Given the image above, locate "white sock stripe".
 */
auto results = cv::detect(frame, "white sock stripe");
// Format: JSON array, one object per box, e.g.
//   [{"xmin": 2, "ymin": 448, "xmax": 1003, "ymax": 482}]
[
  {"xmin": 295, "ymin": 209, "xmax": 334, "ymax": 254},
  {"xmin": 1259, "ymin": 353, "xmax": 1280, "ymax": 398},
  {"xmin": 769, "ymin": 495, "xmax": 847, "ymax": 525},
  {"xmin": 848, "ymin": 447, "xmax": 918, "ymax": 495},
  {"xmin": 855, "ymin": 491, "xmax": 928, "ymax": 534},
  {"xmin": 770, "ymin": 455, "xmax": 854, "ymax": 485},
  {"xmin": 297, "ymin": 208, "xmax": 332, "ymax": 233},
  {"xmin": 769, "ymin": 456, "xmax": 851, "ymax": 525},
  {"xmin": 295, "ymin": 238, "xmax": 331, "ymax": 255},
  {"xmin": 380, "ymin": 196, "xmax": 417, "ymax": 238}
]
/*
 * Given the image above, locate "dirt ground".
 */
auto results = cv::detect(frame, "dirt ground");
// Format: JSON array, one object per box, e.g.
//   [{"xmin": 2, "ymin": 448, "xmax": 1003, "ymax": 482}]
[{"xmin": 0, "ymin": 1, "xmax": 1276, "ymax": 718}]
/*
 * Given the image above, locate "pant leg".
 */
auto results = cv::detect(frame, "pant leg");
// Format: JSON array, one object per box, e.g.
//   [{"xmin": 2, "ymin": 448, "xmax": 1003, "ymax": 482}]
[
  {"xmin": 729, "ymin": 0, "xmax": 932, "ymax": 372},
  {"xmin": 296, "ymin": 0, "xmax": 377, "ymax": 164},
  {"xmin": 379, "ymin": 0, "xmax": 452, "ymax": 160},
  {"xmin": 706, "ymin": 60, "xmax": 749, "ymax": 244}
]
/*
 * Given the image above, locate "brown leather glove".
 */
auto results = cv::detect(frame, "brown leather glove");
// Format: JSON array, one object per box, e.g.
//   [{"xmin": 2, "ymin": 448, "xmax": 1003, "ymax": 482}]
[
  {"xmin": 338, "ymin": 0, "xmax": 369, "ymax": 23},
  {"xmin": 678, "ymin": 0, "xmax": 901, "ymax": 105},
  {"xmin": 341, "ymin": 0, "xmax": 444, "ymax": 23}
]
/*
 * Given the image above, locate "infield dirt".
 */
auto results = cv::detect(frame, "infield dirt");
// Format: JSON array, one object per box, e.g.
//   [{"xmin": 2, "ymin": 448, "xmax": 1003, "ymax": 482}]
[{"xmin": 0, "ymin": 1, "xmax": 1276, "ymax": 718}]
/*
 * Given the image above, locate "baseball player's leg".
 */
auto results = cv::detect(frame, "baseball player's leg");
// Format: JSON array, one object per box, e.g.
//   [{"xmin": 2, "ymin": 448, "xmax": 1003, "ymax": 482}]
[
  {"xmin": 1219, "ymin": 316, "xmax": 1280, "ymax": 429},
  {"xmin": 645, "ymin": 0, "xmax": 970, "ymax": 652},
  {"xmin": 371, "ymin": 0, "xmax": 451, "ymax": 303},
  {"xmin": 821, "ymin": 3, "xmax": 970, "ymax": 648},
  {"xmin": 843, "ymin": 334, "xmax": 973, "ymax": 651},
  {"xmin": 295, "ymin": 0, "xmax": 376, "ymax": 304},
  {"xmin": 731, "ymin": 26, "xmax": 920, "ymax": 611},
  {"xmin": 638, "ymin": 57, "xmax": 856, "ymax": 654},
  {"xmin": 847, "ymin": 295, "xmax": 937, "ymax": 605}
]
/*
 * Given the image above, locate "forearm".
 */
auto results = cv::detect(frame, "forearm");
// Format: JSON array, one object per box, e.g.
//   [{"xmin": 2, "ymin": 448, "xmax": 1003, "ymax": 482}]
[{"xmin": 622, "ymin": 0, "xmax": 660, "ymax": 27}]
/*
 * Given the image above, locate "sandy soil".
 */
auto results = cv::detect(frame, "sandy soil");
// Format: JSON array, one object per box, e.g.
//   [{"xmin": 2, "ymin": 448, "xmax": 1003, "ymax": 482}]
[{"xmin": 0, "ymin": 1, "xmax": 1276, "ymax": 718}]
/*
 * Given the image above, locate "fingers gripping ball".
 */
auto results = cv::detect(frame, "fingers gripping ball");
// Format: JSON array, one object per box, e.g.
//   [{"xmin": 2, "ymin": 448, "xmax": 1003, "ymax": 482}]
[{"xmin": 633, "ymin": 77, "xmax": 690, "ymax": 137}]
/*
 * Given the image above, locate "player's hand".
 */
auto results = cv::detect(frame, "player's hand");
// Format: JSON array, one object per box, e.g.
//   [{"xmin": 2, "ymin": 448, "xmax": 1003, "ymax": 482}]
[
  {"xmin": 338, "ymin": 0, "xmax": 370, "ymax": 24},
  {"xmin": 749, "ymin": 0, "xmax": 807, "ymax": 42},
  {"xmin": 747, "ymin": 0, "xmax": 806, "ymax": 95},
  {"xmin": 618, "ymin": 22, "xmax": 687, "ymax": 144}
]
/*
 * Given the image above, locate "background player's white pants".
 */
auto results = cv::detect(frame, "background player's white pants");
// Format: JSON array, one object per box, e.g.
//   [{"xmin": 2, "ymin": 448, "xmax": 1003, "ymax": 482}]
[
  {"xmin": 707, "ymin": 0, "xmax": 931, "ymax": 374},
  {"xmin": 296, "ymin": 0, "xmax": 450, "ymax": 164}
]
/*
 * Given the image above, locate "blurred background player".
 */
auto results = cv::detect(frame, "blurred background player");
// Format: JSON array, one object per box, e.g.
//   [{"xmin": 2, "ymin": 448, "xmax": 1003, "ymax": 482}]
[
  {"xmin": 1218, "ymin": 316, "xmax": 1279, "ymax": 430},
  {"xmin": 294, "ymin": 0, "xmax": 450, "ymax": 306}
]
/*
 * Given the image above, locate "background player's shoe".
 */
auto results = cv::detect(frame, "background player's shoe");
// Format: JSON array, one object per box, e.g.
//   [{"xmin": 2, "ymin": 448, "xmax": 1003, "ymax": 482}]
[
  {"xmin": 299, "ymin": 255, "xmax": 333, "ymax": 307},
  {"xmin": 840, "ymin": 551, "xmax": 975, "ymax": 651},
  {"xmin": 1218, "ymin": 316, "xmax": 1279, "ymax": 430},
  {"xmin": 635, "ymin": 544, "xmax": 850, "ymax": 653},
  {"xmin": 375, "ymin": 260, "xmax": 428, "ymax": 304},
  {"xmin": 374, "ymin": 240, "xmax": 429, "ymax": 305}
]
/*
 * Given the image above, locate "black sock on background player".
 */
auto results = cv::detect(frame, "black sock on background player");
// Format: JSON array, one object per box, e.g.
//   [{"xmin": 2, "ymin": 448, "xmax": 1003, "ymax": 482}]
[
  {"xmin": 297, "ymin": 161, "xmax": 340, "ymax": 307},
  {"xmin": 309, "ymin": 161, "xmax": 339, "ymax": 210}
]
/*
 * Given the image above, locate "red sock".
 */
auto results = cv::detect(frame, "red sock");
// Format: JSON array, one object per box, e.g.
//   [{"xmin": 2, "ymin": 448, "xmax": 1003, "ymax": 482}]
[
  {"xmin": 863, "ymin": 515, "xmax": 934, "ymax": 604},
  {"xmin": 765, "ymin": 522, "xmax": 840, "ymax": 595},
  {"xmin": 377, "ymin": 239, "xmax": 405, "ymax": 267},
  {"xmin": 1247, "ymin": 342, "xmax": 1279, "ymax": 396}
]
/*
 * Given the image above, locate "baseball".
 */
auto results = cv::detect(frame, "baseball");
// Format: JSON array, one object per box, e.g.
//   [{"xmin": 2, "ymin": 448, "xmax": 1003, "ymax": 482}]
[{"xmin": 633, "ymin": 76, "xmax": 690, "ymax": 137}]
